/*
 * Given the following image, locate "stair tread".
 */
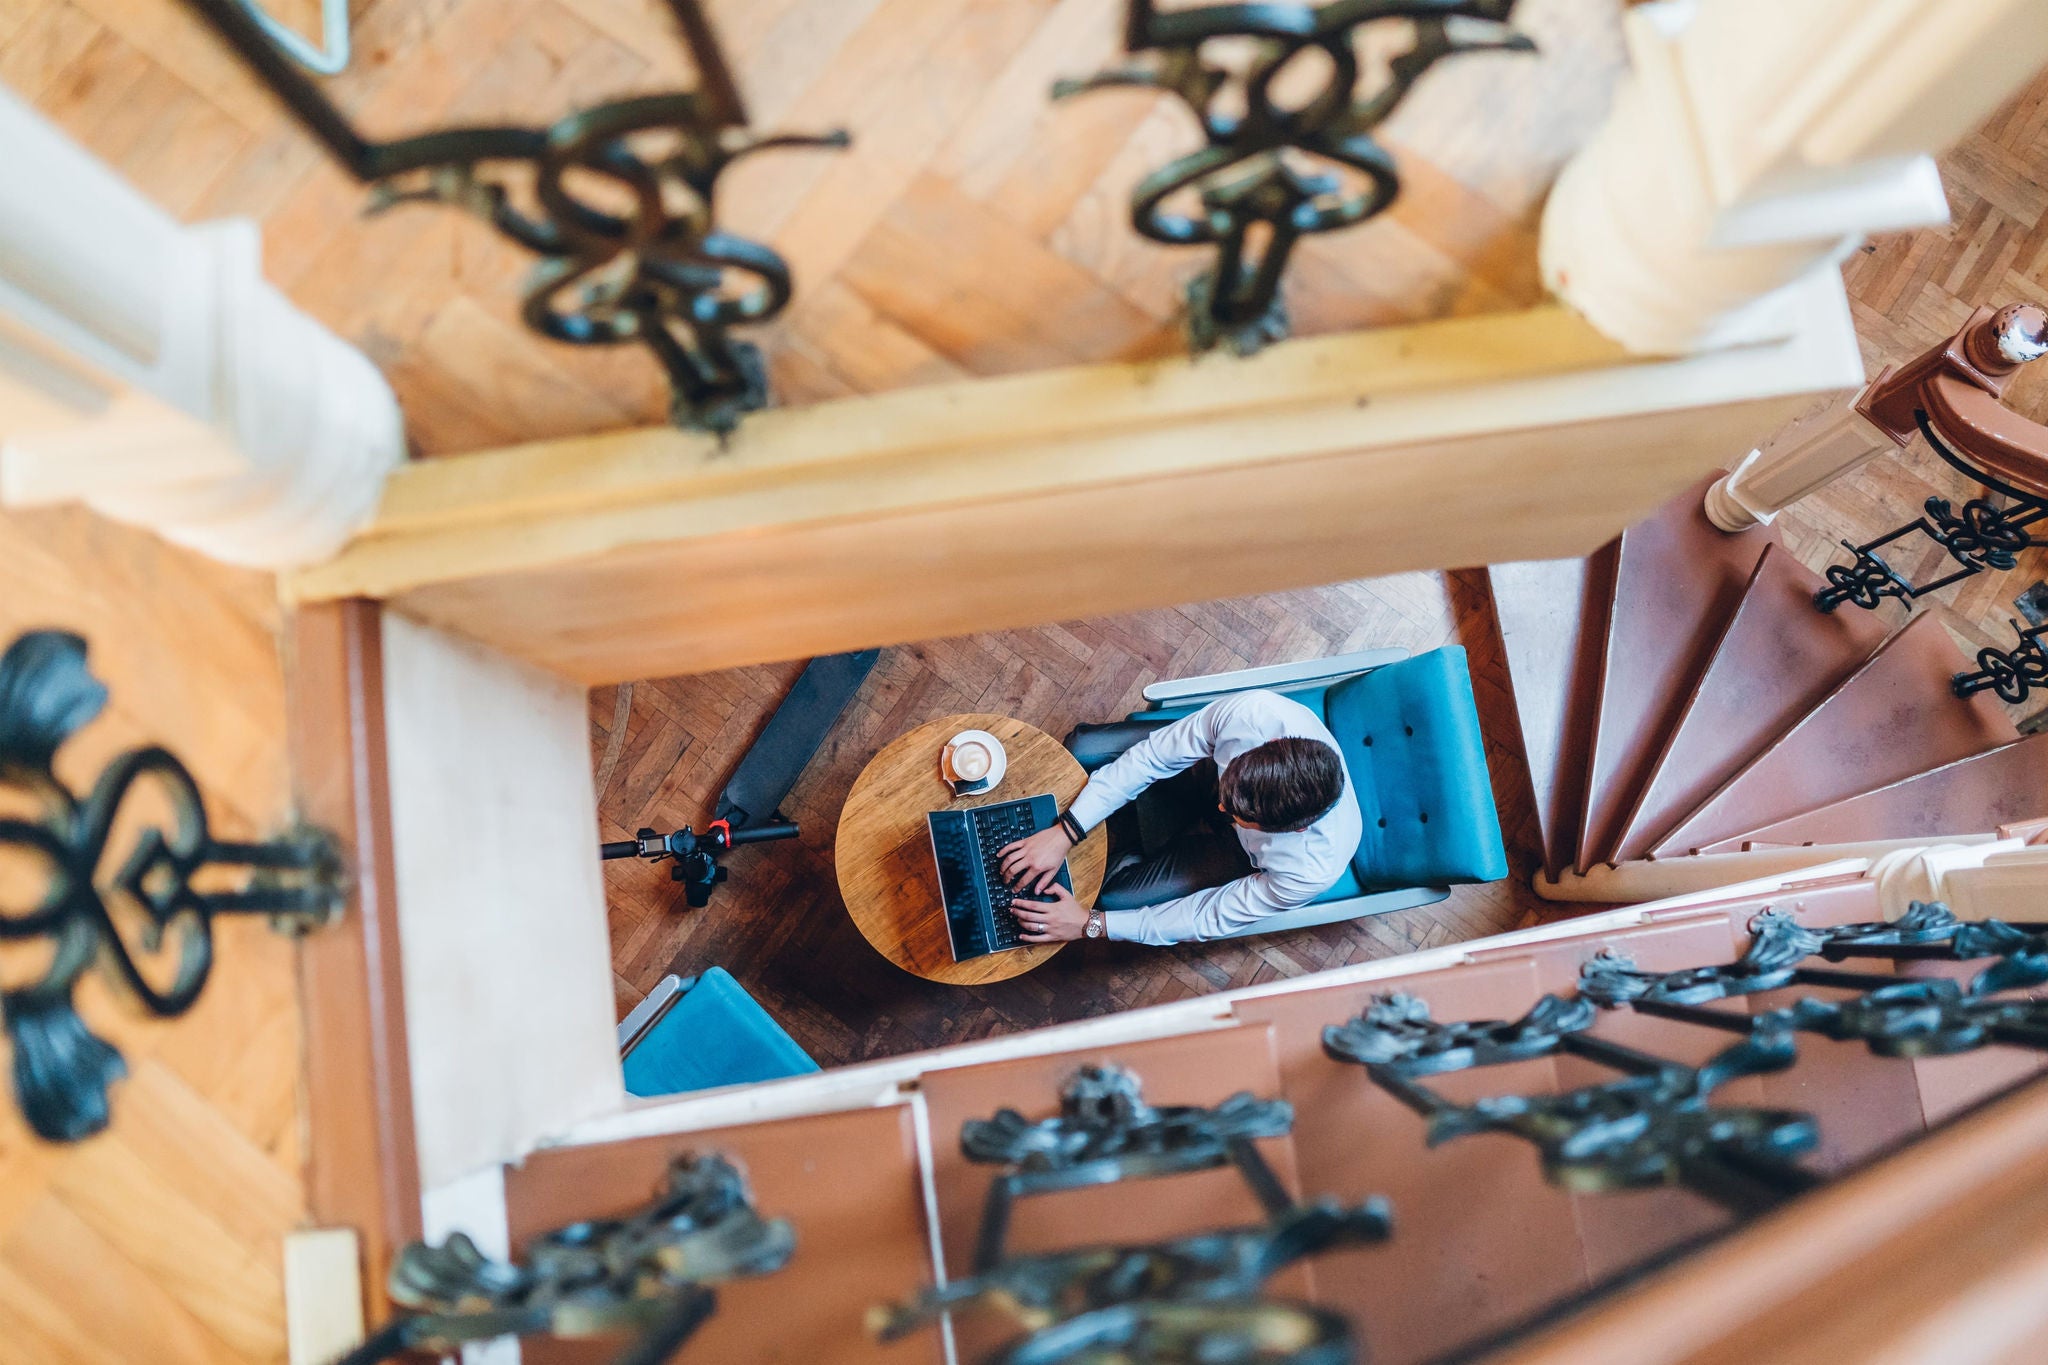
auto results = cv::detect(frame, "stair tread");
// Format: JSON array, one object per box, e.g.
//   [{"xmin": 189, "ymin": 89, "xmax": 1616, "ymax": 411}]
[
  {"xmin": 1577, "ymin": 472, "xmax": 1778, "ymax": 871},
  {"xmin": 1700, "ymin": 731, "xmax": 2048, "ymax": 852},
  {"xmin": 1486, "ymin": 547, "xmax": 1617, "ymax": 882},
  {"xmin": 1651, "ymin": 612, "xmax": 2019, "ymax": 857},
  {"xmin": 1610, "ymin": 545, "xmax": 1893, "ymax": 863}
]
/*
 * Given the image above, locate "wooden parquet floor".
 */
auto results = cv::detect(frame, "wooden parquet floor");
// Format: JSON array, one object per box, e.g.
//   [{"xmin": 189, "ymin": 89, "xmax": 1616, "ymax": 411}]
[
  {"xmin": 0, "ymin": 504, "xmax": 305, "ymax": 1365},
  {"xmin": 1774, "ymin": 66, "xmax": 2048, "ymax": 711},
  {"xmin": 4, "ymin": 0, "xmax": 1624, "ymax": 455},
  {"xmin": 593, "ymin": 69, "xmax": 2048, "ymax": 1058},
  {"xmin": 595, "ymin": 568, "xmax": 1561, "ymax": 1059}
]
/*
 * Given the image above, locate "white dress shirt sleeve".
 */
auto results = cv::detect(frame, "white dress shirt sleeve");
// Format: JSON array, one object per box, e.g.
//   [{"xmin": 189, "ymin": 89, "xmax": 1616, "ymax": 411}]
[
  {"xmin": 1101, "ymin": 866, "xmax": 1324, "ymax": 946},
  {"xmin": 1064, "ymin": 705, "xmax": 1223, "ymax": 832}
]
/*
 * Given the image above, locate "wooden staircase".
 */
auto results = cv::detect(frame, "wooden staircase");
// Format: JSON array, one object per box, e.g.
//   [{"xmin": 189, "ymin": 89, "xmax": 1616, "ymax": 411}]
[
  {"xmin": 491, "ymin": 873, "xmax": 2043, "ymax": 1365},
  {"xmin": 1491, "ymin": 473, "xmax": 2039, "ymax": 883}
]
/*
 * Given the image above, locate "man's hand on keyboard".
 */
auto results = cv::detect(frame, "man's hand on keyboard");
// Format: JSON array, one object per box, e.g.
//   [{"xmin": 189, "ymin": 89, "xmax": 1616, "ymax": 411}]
[
  {"xmin": 1011, "ymin": 883, "xmax": 1089, "ymax": 943},
  {"xmin": 998, "ymin": 826, "xmax": 1070, "ymax": 893}
]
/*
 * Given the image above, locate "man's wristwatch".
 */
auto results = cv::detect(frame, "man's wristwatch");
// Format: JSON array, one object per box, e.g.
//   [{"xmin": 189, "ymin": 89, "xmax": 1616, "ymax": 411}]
[{"xmin": 1085, "ymin": 910, "xmax": 1105, "ymax": 940}]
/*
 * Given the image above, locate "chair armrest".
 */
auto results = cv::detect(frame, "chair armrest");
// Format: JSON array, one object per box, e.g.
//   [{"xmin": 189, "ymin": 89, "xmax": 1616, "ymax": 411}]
[
  {"xmin": 617, "ymin": 973, "xmax": 697, "ymax": 1056},
  {"xmin": 1140, "ymin": 647, "xmax": 1410, "ymax": 708}
]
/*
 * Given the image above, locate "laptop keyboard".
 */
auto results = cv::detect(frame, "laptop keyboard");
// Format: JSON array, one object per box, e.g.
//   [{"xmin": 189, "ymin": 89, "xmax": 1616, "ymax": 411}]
[{"xmin": 974, "ymin": 801, "xmax": 1039, "ymax": 948}]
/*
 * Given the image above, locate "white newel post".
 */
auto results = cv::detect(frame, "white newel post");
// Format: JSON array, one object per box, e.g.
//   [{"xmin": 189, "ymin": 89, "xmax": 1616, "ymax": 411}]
[
  {"xmin": 1700, "ymin": 389, "xmax": 1905, "ymax": 532},
  {"xmin": 1540, "ymin": 0, "xmax": 2048, "ymax": 359},
  {"xmin": 0, "ymin": 85, "xmax": 403, "ymax": 569}
]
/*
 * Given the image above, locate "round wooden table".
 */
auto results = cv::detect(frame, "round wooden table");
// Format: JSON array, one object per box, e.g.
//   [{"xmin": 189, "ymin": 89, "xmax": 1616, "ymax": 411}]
[{"xmin": 836, "ymin": 713, "xmax": 1107, "ymax": 985}]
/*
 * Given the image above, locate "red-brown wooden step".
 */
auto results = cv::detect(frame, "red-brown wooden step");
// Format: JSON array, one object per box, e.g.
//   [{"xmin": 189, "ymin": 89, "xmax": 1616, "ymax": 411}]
[
  {"xmin": 1487, "ymin": 546, "xmax": 1618, "ymax": 882},
  {"xmin": 1609, "ymin": 546, "xmax": 1892, "ymax": 862},
  {"xmin": 1577, "ymin": 472, "xmax": 1778, "ymax": 871},
  {"xmin": 1698, "ymin": 732, "xmax": 2048, "ymax": 851},
  {"xmin": 1651, "ymin": 613, "xmax": 2019, "ymax": 857}
]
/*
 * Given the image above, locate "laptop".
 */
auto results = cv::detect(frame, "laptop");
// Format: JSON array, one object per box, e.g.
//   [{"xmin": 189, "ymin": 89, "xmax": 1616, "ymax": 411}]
[{"xmin": 926, "ymin": 793, "xmax": 1073, "ymax": 961}]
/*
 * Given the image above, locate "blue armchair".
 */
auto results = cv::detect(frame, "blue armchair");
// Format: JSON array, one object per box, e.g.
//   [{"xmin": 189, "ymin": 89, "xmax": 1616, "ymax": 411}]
[
  {"xmin": 1079, "ymin": 645, "xmax": 1509, "ymax": 936},
  {"xmin": 617, "ymin": 968, "xmax": 819, "ymax": 1098}
]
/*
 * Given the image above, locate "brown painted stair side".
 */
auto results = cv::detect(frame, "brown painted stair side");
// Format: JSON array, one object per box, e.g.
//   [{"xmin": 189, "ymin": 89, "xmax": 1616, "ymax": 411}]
[
  {"xmin": 1485, "ymin": 546, "xmax": 1617, "ymax": 881},
  {"xmin": 1696, "ymin": 731, "xmax": 2048, "ymax": 852},
  {"xmin": 1234, "ymin": 887, "xmax": 1937, "ymax": 1362},
  {"xmin": 1608, "ymin": 545, "xmax": 1893, "ymax": 863},
  {"xmin": 1651, "ymin": 612, "xmax": 2019, "ymax": 857},
  {"xmin": 917, "ymin": 1026, "xmax": 1313, "ymax": 1360},
  {"xmin": 1233, "ymin": 955, "xmax": 1589, "ymax": 1365},
  {"xmin": 503, "ymin": 1104, "xmax": 942, "ymax": 1365},
  {"xmin": 1576, "ymin": 472, "xmax": 1779, "ymax": 872}
]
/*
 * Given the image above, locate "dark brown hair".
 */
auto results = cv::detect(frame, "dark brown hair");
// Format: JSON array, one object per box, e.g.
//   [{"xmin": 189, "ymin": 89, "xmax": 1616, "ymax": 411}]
[{"xmin": 1219, "ymin": 737, "xmax": 1345, "ymax": 833}]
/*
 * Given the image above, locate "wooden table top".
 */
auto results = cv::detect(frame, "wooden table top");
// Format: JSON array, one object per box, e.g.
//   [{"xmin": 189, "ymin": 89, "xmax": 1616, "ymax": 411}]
[{"xmin": 835, "ymin": 713, "xmax": 1106, "ymax": 985}]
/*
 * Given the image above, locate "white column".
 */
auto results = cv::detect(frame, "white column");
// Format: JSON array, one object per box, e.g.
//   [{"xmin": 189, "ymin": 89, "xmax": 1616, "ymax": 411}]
[
  {"xmin": 0, "ymin": 86, "xmax": 403, "ymax": 569},
  {"xmin": 1541, "ymin": 0, "xmax": 2048, "ymax": 357}
]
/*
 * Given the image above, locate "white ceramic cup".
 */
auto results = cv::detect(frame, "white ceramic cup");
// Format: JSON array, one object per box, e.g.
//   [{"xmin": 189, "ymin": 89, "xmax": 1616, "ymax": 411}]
[{"xmin": 949, "ymin": 740, "xmax": 992, "ymax": 782}]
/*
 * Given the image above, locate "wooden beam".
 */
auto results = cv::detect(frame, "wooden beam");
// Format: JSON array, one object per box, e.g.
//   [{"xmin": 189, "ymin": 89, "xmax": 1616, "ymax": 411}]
[
  {"xmin": 286, "ymin": 283, "xmax": 1863, "ymax": 685},
  {"xmin": 286, "ymin": 601, "xmax": 422, "ymax": 1327}
]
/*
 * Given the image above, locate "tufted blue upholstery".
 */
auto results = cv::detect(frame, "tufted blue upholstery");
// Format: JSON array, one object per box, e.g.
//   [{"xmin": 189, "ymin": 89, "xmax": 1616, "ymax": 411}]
[
  {"xmin": 621, "ymin": 968, "xmax": 819, "ymax": 1098},
  {"xmin": 1320, "ymin": 646, "xmax": 1507, "ymax": 893},
  {"xmin": 1122, "ymin": 647, "xmax": 1506, "ymax": 905}
]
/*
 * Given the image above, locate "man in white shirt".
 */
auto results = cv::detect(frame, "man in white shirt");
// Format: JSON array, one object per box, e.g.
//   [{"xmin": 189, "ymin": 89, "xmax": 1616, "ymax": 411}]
[{"xmin": 997, "ymin": 689, "xmax": 1363, "ymax": 946}]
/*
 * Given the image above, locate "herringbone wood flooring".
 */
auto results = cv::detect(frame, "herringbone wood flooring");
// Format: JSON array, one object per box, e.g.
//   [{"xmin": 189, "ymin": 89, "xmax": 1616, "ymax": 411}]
[
  {"xmin": 0, "ymin": 504, "xmax": 304, "ymax": 1365},
  {"xmin": 1779, "ymin": 66, "xmax": 2048, "ymax": 701},
  {"xmin": 593, "ymin": 69, "xmax": 2048, "ymax": 1057},
  {"xmin": 5, "ymin": 0, "xmax": 1624, "ymax": 455},
  {"xmin": 595, "ymin": 568, "xmax": 1561, "ymax": 1058}
]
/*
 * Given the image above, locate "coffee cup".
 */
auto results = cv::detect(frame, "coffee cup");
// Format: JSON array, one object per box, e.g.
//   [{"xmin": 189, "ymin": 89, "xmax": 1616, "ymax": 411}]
[
  {"xmin": 948, "ymin": 740, "xmax": 991, "ymax": 782},
  {"xmin": 942, "ymin": 729, "xmax": 1007, "ymax": 794}
]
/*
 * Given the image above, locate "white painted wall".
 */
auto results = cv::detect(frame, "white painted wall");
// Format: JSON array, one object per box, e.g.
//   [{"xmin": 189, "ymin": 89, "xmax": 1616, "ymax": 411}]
[{"xmin": 381, "ymin": 610, "xmax": 623, "ymax": 1189}]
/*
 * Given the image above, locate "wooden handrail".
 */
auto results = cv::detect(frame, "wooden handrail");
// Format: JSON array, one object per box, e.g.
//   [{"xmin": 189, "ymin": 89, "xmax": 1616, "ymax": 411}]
[
  {"xmin": 287, "ymin": 600, "xmax": 422, "ymax": 1326},
  {"xmin": 1487, "ymin": 1070, "xmax": 2048, "ymax": 1364}
]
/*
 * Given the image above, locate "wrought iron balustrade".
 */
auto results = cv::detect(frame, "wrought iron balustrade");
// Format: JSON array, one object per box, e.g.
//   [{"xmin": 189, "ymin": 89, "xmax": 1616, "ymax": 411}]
[
  {"xmin": 1055, "ymin": 0, "xmax": 1534, "ymax": 356},
  {"xmin": 175, "ymin": 0, "xmax": 847, "ymax": 435},
  {"xmin": 0, "ymin": 630, "xmax": 346, "ymax": 1142},
  {"xmin": 877, "ymin": 1064, "xmax": 1389, "ymax": 1364},
  {"xmin": 337, "ymin": 1153, "xmax": 794, "ymax": 1365},
  {"xmin": 1953, "ymin": 616, "xmax": 2048, "ymax": 705}
]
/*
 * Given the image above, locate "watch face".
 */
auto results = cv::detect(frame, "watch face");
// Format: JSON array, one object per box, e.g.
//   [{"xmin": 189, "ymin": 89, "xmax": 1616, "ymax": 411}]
[{"xmin": 1085, "ymin": 915, "xmax": 1103, "ymax": 939}]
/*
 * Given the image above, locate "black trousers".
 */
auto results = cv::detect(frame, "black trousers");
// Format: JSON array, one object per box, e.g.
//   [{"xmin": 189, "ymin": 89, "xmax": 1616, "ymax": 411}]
[{"xmin": 1067, "ymin": 721, "xmax": 1253, "ymax": 912}]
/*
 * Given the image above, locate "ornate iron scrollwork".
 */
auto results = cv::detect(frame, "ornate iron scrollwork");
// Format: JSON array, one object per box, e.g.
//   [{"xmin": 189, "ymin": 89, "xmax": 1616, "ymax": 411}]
[
  {"xmin": 1817, "ymin": 412, "xmax": 2048, "ymax": 613},
  {"xmin": 964, "ymin": 1064, "xmax": 1298, "ymax": 1271},
  {"xmin": 0, "ymin": 631, "xmax": 345, "ymax": 1142},
  {"xmin": 1418, "ymin": 1030, "xmax": 1820, "ymax": 1211},
  {"xmin": 176, "ymin": 0, "xmax": 847, "ymax": 435},
  {"xmin": 1055, "ymin": 0, "xmax": 1534, "ymax": 355},
  {"xmin": 873, "ymin": 1198, "xmax": 1388, "ymax": 1356},
  {"xmin": 337, "ymin": 1153, "xmax": 794, "ymax": 1365},
  {"xmin": 1326, "ymin": 990, "xmax": 1821, "ymax": 1213},
  {"xmin": 1578, "ymin": 909, "xmax": 1828, "ymax": 1007},
  {"xmin": 882, "ymin": 1064, "xmax": 1381, "ymax": 1364},
  {"xmin": 1582, "ymin": 900, "xmax": 2048, "ymax": 1062},
  {"xmin": 1321, "ymin": 990, "xmax": 1593, "ymax": 1074},
  {"xmin": 1953, "ymin": 618, "xmax": 2048, "ymax": 704}
]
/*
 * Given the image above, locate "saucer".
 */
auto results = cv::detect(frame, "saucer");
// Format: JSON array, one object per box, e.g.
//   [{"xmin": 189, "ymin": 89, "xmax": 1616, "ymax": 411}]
[{"xmin": 942, "ymin": 729, "xmax": 1008, "ymax": 796}]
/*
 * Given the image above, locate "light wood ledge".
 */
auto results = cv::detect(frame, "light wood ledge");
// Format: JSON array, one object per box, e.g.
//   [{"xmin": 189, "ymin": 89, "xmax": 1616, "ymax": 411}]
[{"xmin": 285, "ymin": 280, "xmax": 1864, "ymax": 685}]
